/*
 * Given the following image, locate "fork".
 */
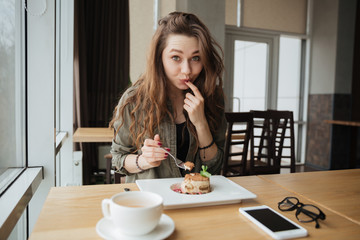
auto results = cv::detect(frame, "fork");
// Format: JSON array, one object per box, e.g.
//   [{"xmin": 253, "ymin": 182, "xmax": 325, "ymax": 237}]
[{"xmin": 160, "ymin": 147, "xmax": 185, "ymax": 169}]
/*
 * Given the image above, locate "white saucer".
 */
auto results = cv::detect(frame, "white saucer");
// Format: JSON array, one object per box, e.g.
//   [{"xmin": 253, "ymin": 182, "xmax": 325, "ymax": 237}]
[{"xmin": 96, "ymin": 214, "xmax": 175, "ymax": 240}]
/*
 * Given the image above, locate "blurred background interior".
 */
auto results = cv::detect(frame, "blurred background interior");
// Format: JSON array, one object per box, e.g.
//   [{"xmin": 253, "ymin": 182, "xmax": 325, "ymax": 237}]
[{"xmin": 0, "ymin": 0, "xmax": 359, "ymax": 239}]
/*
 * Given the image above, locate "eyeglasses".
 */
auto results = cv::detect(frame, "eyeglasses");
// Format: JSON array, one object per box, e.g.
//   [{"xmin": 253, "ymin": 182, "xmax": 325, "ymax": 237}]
[{"xmin": 278, "ymin": 197, "xmax": 326, "ymax": 228}]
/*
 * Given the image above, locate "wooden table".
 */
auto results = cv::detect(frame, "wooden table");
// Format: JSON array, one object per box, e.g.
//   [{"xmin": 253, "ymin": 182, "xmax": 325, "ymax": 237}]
[
  {"xmin": 73, "ymin": 127, "xmax": 114, "ymax": 143},
  {"xmin": 30, "ymin": 171, "xmax": 360, "ymax": 240},
  {"xmin": 324, "ymin": 120, "xmax": 360, "ymax": 127},
  {"xmin": 260, "ymin": 169, "xmax": 360, "ymax": 225},
  {"xmin": 73, "ymin": 127, "xmax": 115, "ymax": 185}
]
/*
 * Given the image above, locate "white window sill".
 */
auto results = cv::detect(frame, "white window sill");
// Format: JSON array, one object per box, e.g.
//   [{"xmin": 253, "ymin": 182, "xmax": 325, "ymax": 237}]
[
  {"xmin": 55, "ymin": 131, "xmax": 68, "ymax": 155},
  {"xmin": 0, "ymin": 168, "xmax": 25, "ymax": 194},
  {"xmin": 0, "ymin": 167, "xmax": 43, "ymax": 239}
]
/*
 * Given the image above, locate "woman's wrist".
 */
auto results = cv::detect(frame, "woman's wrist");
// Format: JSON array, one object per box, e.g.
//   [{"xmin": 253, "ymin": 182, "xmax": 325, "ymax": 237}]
[
  {"xmin": 124, "ymin": 154, "xmax": 149, "ymax": 173},
  {"xmin": 194, "ymin": 120, "xmax": 209, "ymax": 132},
  {"xmin": 136, "ymin": 154, "xmax": 155, "ymax": 172},
  {"xmin": 135, "ymin": 154, "xmax": 145, "ymax": 172}
]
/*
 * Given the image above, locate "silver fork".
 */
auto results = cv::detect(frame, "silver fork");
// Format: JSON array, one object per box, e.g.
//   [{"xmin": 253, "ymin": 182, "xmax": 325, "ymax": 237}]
[{"xmin": 160, "ymin": 147, "xmax": 185, "ymax": 169}]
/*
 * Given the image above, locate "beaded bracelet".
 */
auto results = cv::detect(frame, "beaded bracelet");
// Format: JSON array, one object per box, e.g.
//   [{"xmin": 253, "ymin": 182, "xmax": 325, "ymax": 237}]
[
  {"xmin": 199, "ymin": 139, "xmax": 215, "ymax": 159},
  {"xmin": 135, "ymin": 154, "xmax": 145, "ymax": 172}
]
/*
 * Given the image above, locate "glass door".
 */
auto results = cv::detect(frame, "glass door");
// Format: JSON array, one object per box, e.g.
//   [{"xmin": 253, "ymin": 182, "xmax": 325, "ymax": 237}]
[
  {"xmin": 233, "ymin": 40, "xmax": 268, "ymax": 112},
  {"xmin": 225, "ymin": 28, "xmax": 279, "ymax": 112},
  {"xmin": 225, "ymin": 27, "xmax": 307, "ymax": 164}
]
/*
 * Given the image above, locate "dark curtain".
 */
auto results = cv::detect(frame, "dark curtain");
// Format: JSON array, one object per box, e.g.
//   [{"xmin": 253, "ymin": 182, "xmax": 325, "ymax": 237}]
[
  {"xmin": 352, "ymin": 0, "xmax": 360, "ymax": 121},
  {"xmin": 352, "ymin": 0, "xmax": 360, "ymax": 168},
  {"xmin": 74, "ymin": 0, "xmax": 130, "ymax": 184}
]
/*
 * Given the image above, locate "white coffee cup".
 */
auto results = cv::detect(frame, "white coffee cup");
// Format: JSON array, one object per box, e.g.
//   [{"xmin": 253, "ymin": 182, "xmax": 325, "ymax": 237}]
[{"xmin": 102, "ymin": 191, "xmax": 163, "ymax": 236}]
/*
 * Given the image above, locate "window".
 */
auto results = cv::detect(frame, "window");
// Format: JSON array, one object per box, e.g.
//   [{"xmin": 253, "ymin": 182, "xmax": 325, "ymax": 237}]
[
  {"xmin": 278, "ymin": 36, "xmax": 304, "ymax": 162},
  {"xmin": 225, "ymin": 27, "xmax": 307, "ymax": 164},
  {"xmin": 0, "ymin": 1, "xmax": 31, "ymax": 239},
  {"xmin": 0, "ymin": 0, "xmax": 26, "ymax": 195},
  {"xmin": 1, "ymin": 2, "xmax": 43, "ymax": 239},
  {"xmin": 225, "ymin": 27, "xmax": 279, "ymax": 112},
  {"xmin": 233, "ymin": 40, "xmax": 268, "ymax": 111},
  {"xmin": 278, "ymin": 37, "xmax": 302, "ymax": 119}
]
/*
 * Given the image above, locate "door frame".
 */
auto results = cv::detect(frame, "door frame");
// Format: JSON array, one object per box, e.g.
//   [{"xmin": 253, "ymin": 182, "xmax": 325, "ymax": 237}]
[
  {"xmin": 224, "ymin": 26, "xmax": 309, "ymax": 165},
  {"xmin": 224, "ymin": 26, "xmax": 279, "ymax": 112}
]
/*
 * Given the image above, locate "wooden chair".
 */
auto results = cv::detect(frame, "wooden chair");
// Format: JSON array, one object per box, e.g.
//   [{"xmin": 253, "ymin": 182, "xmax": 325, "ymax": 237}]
[
  {"xmin": 249, "ymin": 110, "xmax": 280, "ymax": 175},
  {"xmin": 114, "ymin": 172, "xmax": 124, "ymax": 184},
  {"xmin": 104, "ymin": 153, "xmax": 125, "ymax": 183},
  {"xmin": 249, "ymin": 110, "xmax": 296, "ymax": 175},
  {"xmin": 104, "ymin": 153, "xmax": 113, "ymax": 184},
  {"xmin": 269, "ymin": 110, "xmax": 296, "ymax": 173},
  {"xmin": 222, "ymin": 112, "xmax": 254, "ymax": 177}
]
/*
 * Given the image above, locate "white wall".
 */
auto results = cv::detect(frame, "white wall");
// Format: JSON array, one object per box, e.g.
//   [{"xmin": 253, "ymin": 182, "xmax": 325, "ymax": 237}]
[
  {"xmin": 309, "ymin": 0, "xmax": 357, "ymax": 95},
  {"xmin": 160, "ymin": 0, "xmax": 176, "ymax": 18},
  {"xmin": 129, "ymin": 0, "xmax": 178, "ymax": 83},
  {"xmin": 176, "ymin": 0, "xmax": 225, "ymax": 51},
  {"xmin": 129, "ymin": 0, "xmax": 155, "ymax": 83},
  {"xmin": 309, "ymin": 0, "xmax": 339, "ymax": 94},
  {"xmin": 27, "ymin": 0, "xmax": 75, "ymax": 233},
  {"xmin": 58, "ymin": 0, "xmax": 74, "ymax": 187},
  {"xmin": 27, "ymin": 0, "xmax": 56, "ymax": 233}
]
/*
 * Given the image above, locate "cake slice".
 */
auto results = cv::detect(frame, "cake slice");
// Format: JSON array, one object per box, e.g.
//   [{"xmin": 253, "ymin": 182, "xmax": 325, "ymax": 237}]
[{"xmin": 180, "ymin": 173, "xmax": 210, "ymax": 194}]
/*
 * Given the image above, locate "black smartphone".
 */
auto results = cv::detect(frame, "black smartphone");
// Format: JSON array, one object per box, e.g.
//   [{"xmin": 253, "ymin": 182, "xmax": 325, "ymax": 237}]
[{"xmin": 239, "ymin": 205, "xmax": 308, "ymax": 239}]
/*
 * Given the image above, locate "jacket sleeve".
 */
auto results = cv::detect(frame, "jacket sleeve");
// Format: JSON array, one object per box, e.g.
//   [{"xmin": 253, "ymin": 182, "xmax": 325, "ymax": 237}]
[{"xmin": 110, "ymin": 89, "xmax": 137, "ymax": 175}]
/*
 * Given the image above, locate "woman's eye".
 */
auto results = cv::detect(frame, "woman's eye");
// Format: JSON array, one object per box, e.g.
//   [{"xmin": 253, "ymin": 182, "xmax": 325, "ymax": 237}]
[
  {"xmin": 172, "ymin": 56, "xmax": 180, "ymax": 61},
  {"xmin": 192, "ymin": 56, "xmax": 200, "ymax": 61}
]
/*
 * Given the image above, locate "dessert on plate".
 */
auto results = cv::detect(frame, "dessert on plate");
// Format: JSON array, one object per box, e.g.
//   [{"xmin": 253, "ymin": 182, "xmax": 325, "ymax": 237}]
[
  {"xmin": 180, "ymin": 166, "xmax": 211, "ymax": 194},
  {"xmin": 180, "ymin": 173, "xmax": 210, "ymax": 194}
]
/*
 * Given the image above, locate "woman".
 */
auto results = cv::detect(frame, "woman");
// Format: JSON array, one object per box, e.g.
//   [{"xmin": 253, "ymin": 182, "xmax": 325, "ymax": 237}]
[{"xmin": 109, "ymin": 12, "xmax": 226, "ymax": 183}]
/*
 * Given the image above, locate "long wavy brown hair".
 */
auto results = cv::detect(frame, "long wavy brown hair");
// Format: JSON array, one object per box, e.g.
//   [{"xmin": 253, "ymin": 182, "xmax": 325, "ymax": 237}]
[{"xmin": 109, "ymin": 12, "xmax": 225, "ymax": 150}]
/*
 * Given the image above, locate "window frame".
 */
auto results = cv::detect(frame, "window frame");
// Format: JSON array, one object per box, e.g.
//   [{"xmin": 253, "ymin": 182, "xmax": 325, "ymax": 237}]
[
  {"xmin": 0, "ymin": 167, "xmax": 42, "ymax": 239},
  {"xmin": 225, "ymin": 26, "xmax": 280, "ymax": 112},
  {"xmin": 0, "ymin": 0, "xmax": 27, "ymax": 196},
  {"xmin": 0, "ymin": 1, "xmax": 43, "ymax": 239},
  {"xmin": 224, "ymin": 25, "xmax": 309, "ymax": 164}
]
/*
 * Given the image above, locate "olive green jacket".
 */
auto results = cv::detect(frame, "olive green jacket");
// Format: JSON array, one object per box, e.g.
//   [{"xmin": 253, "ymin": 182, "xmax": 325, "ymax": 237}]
[{"xmin": 111, "ymin": 85, "xmax": 226, "ymax": 183}]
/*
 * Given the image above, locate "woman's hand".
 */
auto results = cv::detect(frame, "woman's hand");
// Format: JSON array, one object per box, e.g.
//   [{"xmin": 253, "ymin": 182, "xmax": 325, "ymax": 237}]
[
  {"xmin": 140, "ymin": 134, "xmax": 168, "ymax": 167},
  {"xmin": 183, "ymin": 81, "xmax": 207, "ymax": 128}
]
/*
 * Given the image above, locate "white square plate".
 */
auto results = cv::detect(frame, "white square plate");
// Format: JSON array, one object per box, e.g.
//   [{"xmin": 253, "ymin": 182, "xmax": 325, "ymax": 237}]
[{"xmin": 136, "ymin": 175, "xmax": 256, "ymax": 209}]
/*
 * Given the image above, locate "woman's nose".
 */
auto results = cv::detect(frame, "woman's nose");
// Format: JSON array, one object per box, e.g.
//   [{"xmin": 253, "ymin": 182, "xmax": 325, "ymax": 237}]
[{"xmin": 181, "ymin": 60, "xmax": 191, "ymax": 75}]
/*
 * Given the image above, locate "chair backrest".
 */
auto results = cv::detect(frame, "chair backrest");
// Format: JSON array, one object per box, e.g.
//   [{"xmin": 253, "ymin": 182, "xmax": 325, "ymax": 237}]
[
  {"xmin": 105, "ymin": 153, "xmax": 126, "ymax": 184},
  {"xmin": 222, "ymin": 112, "xmax": 254, "ymax": 177},
  {"xmin": 114, "ymin": 172, "xmax": 123, "ymax": 183},
  {"xmin": 268, "ymin": 110, "xmax": 296, "ymax": 173},
  {"xmin": 250, "ymin": 110, "xmax": 279, "ymax": 175},
  {"xmin": 249, "ymin": 110, "xmax": 296, "ymax": 175}
]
